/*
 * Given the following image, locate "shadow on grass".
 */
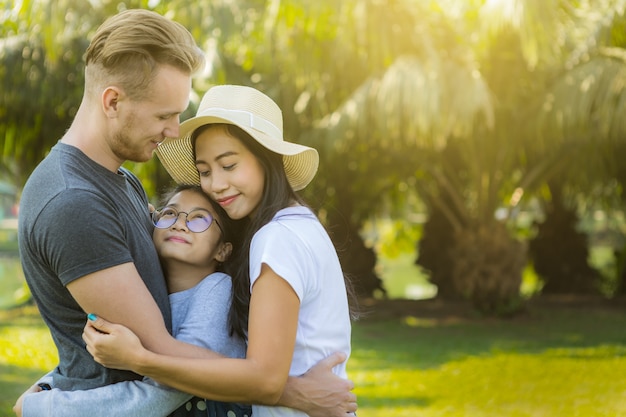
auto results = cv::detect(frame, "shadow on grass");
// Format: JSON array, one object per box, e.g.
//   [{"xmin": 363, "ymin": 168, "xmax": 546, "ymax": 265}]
[
  {"xmin": 352, "ymin": 297, "xmax": 626, "ymax": 371},
  {"xmin": 360, "ymin": 395, "xmax": 432, "ymax": 409}
]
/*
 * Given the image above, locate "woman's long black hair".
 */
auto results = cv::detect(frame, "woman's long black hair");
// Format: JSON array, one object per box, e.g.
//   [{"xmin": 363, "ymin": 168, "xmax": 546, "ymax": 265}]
[{"xmin": 193, "ymin": 124, "xmax": 356, "ymax": 340}]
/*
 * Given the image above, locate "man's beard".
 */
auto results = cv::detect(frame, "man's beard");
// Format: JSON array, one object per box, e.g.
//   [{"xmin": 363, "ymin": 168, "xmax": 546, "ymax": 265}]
[{"xmin": 110, "ymin": 117, "xmax": 154, "ymax": 163}]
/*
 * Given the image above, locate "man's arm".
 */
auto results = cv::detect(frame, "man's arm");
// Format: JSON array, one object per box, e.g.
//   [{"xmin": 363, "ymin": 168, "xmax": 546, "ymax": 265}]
[
  {"xmin": 279, "ymin": 352, "xmax": 358, "ymax": 417},
  {"xmin": 67, "ymin": 262, "xmax": 220, "ymax": 359}
]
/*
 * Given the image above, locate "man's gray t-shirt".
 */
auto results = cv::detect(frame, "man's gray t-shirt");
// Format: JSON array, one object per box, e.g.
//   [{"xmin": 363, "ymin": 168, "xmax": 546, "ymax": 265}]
[{"xmin": 18, "ymin": 143, "xmax": 170, "ymax": 390}]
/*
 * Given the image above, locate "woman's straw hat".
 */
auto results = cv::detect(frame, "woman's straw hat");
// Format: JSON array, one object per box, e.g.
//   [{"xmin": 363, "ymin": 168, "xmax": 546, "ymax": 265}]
[{"xmin": 156, "ymin": 85, "xmax": 319, "ymax": 191}]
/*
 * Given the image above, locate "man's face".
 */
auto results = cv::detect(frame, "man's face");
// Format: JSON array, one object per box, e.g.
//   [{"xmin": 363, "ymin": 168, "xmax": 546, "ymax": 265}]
[{"xmin": 109, "ymin": 65, "xmax": 192, "ymax": 163}]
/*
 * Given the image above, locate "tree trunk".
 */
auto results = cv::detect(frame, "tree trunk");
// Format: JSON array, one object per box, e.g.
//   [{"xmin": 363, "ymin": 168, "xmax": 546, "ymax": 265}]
[
  {"xmin": 450, "ymin": 222, "xmax": 526, "ymax": 315},
  {"xmin": 327, "ymin": 217, "xmax": 387, "ymax": 299},
  {"xmin": 528, "ymin": 197, "xmax": 600, "ymax": 294},
  {"xmin": 415, "ymin": 205, "xmax": 461, "ymax": 300}
]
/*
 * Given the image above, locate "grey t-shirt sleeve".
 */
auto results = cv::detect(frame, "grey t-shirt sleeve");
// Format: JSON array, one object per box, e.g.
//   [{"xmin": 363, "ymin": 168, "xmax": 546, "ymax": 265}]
[{"xmin": 34, "ymin": 190, "xmax": 134, "ymax": 286}]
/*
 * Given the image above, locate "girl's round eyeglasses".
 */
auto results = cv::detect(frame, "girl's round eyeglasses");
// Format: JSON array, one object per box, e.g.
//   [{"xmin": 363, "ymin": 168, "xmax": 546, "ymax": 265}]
[{"xmin": 152, "ymin": 207, "xmax": 222, "ymax": 234}]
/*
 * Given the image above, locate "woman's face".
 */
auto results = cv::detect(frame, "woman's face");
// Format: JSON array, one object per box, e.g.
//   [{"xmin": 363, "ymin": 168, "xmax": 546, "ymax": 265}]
[
  {"xmin": 152, "ymin": 189, "xmax": 226, "ymax": 269},
  {"xmin": 194, "ymin": 125, "xmax": 265, "ymax": 220}
]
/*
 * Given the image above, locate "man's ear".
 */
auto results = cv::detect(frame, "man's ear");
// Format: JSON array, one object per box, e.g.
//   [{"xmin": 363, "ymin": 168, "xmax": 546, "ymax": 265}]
[
  {"xmin": 216, "ymin": 242, "xmax": 233, "ymax": 263},
  {"xmin": 102, "ymin": 86, "xmax": 122, "ymax": 117}
]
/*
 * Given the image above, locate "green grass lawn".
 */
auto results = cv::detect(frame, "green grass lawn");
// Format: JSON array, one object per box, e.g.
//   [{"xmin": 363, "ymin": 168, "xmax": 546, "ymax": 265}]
[
  {"xmin": 0, "ymin": 306, "xmax": 57, "ymax": 416},
  {"xmin": 1, "ymin": 300, "xmax": 626, "ymax": 416},
  {"xmin": 351, "ymin": 299, "xmax": 626, "ymax": 416}
]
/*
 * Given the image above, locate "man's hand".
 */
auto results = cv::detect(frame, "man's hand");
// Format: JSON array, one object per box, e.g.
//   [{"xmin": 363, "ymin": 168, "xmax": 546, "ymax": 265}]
[
  {"xmin": 13, "ymin": 383, "xmax": 43, "ymax": 417},
  {"xmin": 279, "ymin": 352, "xmax": 357, "ymax": 417}
]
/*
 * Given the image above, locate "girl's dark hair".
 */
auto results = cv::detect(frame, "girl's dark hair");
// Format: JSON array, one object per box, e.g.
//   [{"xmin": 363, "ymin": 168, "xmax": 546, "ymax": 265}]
[{"xmin": 192, "ymin": 124, "xmax": 357, "ymax": 340}]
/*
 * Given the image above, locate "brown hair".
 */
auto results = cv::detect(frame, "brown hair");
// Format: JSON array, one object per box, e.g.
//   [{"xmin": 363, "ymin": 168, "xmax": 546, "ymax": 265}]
[{"xmin": 84, "ymin": 9, "xmax": 205, "ymax": 100}]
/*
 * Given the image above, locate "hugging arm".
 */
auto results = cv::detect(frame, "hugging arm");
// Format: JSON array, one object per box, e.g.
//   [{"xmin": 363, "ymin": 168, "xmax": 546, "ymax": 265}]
[
  {"xmin": 17, "ymin": 360, "xmax": 357, "ymax": 417},
  {"xmin": 67, "ymin": 262, "xmax": 220, "ymax": 360},
  {"xmin": 18, "ymin": 277, "xmax": 241, "ymax": 417},
  {"xmin": 280, "ymin": 352, "xmax": 358, "ymax": 417},
  {"xmin": 19, "ymin": 379, "xmax": 190, "ymax": 417},
  {"xmin": 84, "ymin": 265, "xmax": 356, "ymax": 414}
]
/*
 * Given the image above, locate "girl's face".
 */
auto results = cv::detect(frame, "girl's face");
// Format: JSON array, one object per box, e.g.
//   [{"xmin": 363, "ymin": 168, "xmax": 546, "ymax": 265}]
[
  {"xmin": 152, "ymin": 189, "xmax": 229, "ymax": 270},
  {"xmin": 194, "ymin": 125, "xmax": 265, "ymax": 220}
]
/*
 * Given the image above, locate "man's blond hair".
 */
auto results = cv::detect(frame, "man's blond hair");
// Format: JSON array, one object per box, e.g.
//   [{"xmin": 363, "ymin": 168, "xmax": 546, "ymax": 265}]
[{"xmin": 84, "ymin": 9, "xmax": 205, "ymax": 100}]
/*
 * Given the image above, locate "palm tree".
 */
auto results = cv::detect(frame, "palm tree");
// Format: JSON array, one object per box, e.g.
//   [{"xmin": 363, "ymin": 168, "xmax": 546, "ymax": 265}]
[
  {"xmin": 289, "ymin": 0, "xmax": 626, "ymax": 311},
  {"xmin": 169, "ymin": 0, "xmax": 626, "ymax": 306},
  {"xmin": 533, "ymin": 42, "xmax": 626, "ymax": 296},
  {"xmin": 6, "ymin": 0, "xmax": 626, "ymax": 308}
]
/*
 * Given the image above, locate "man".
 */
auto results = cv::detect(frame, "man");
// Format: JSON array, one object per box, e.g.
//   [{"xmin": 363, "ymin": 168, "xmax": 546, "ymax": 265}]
[{"xmin": 16, "ymin": 9, "xmax": 355, "ymax": 416}]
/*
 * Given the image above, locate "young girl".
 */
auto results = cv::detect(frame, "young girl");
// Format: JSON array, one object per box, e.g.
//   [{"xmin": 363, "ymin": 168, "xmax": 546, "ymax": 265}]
[
  {"xmin": 82, "ymin": 85, "xmax": 356, "ymax": 416},
  {"xmin": 151, "ymin": 184, "xmax": 250, "ymax": 417},
  {"xmin": 16, "ymin": 185, "xmax": 251, "ymax": 417}
]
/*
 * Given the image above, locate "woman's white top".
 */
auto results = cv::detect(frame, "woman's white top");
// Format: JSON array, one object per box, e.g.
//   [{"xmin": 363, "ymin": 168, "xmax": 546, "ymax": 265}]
[{"xmin": 249, "ymin": 206, "xmax": 352, "ymax": 417}]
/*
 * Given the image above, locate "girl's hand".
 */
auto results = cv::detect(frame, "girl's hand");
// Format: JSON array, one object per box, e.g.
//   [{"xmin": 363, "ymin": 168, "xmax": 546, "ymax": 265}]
[
  {"xmin": 82, "ymin": 314, "xmax": 146, "ymax": 372},
  {"xmin": 13, "ymin": 383, "xmax": 43, "ymax": 417}
]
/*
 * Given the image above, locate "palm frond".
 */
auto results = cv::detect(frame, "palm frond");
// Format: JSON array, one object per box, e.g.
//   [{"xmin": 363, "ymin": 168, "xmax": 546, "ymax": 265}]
[
  {"xmin": 314, "ymin": 54, "xmax": 494, "ymax": 152},
  {"xmin": 538, "ymin": 47, "xmax": 626, "ymax": 144}
]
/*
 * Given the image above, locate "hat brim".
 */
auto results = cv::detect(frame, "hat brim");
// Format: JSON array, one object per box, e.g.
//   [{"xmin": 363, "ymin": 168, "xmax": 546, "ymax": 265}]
[{"xmin": 156, "ymin": 115, "xmax": 319, "ymax": 191}]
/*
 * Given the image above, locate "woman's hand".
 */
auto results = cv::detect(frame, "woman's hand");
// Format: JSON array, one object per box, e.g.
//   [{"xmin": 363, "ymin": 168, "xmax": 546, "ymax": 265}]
[
  {"xmin": 82, "ymin": 314, "xmax": 146, "ymax": 372},
  {"xmin": 13, "ymin": 383, "xmax": 43, "ymax": 417}
]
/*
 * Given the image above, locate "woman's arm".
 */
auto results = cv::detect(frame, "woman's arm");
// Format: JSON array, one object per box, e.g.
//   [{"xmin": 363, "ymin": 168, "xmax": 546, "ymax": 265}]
[
  {"xmin": 86, "ymin": 264, "xmax": 298, "ymax": 404},
  {"xmin": 84, "ymin": 266, "xmax": 357, "ymax": 414}
]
